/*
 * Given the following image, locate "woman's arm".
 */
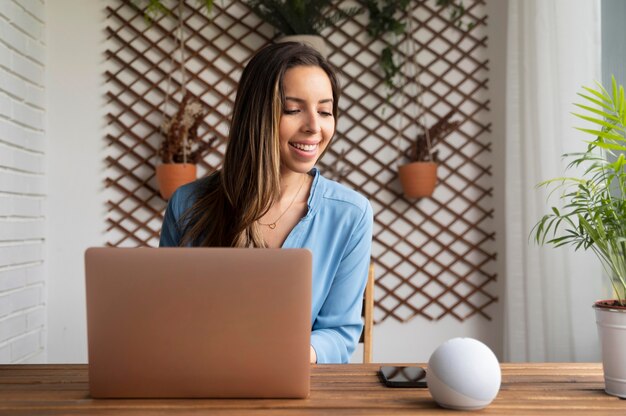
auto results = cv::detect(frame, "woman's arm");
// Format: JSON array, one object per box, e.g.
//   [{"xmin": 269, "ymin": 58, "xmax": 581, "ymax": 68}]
[{"xmin": 310, "ymin": 202, "xmax": 373, "ymax": 363}]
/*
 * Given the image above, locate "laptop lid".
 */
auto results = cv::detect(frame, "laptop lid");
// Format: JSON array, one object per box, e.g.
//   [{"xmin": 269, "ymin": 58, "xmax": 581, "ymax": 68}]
[{"xmin": 84, "ymin": 247, "xmax": 311, "ymax": 399}]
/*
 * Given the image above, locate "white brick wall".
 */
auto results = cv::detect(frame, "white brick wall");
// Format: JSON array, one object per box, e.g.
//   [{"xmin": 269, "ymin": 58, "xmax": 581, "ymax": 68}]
[{"xmin": 0, "ymin": 0, "xmax": 46, "ymax": 364}]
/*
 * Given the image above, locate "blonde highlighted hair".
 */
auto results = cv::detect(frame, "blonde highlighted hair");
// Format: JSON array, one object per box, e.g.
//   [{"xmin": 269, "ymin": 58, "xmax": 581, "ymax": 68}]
[{"xmin": 179, "ymin": 42, "xmax": 340, "ymax": 247}]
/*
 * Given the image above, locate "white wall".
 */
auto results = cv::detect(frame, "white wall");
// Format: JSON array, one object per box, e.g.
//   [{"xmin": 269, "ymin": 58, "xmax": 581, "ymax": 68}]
[
  {"xmin": 0, "ymin": 0, "xmax": 47, "ymax": 364},
  {"xmin": 46, "ymin": 0, "xmax": 105, "ymax": 363}
]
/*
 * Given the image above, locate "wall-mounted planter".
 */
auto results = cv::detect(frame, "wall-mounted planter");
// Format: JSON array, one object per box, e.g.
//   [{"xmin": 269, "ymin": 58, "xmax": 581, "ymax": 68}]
[
  {"xmin": 155, "ymin": 163, "xmax": 197, "ymax": 200},
  {"xmin": 398, "ymin": 161, "xmax": 437, "ymax": 198}
]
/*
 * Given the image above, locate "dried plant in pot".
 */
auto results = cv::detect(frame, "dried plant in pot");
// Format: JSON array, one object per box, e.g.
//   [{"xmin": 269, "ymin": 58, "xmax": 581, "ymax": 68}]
[
  {"xmin": 156, "ymin": 92, "xmax": 214, "ymax": 200},
  {"xmin": 398, "ymin": 109, "xmax": 459, "ymax": 198},
  {"xmin": 532, "ymin": 77, "xmax": 626, "ymax": 398},
  {"xmin": 135, "ymin": 0, "xmax": 216, "ymax": 200}
]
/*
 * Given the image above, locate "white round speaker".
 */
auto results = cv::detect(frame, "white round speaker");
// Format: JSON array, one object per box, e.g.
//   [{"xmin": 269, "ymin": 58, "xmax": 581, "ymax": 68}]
[{"xmin": 426, "ymin": 337, "xmax": 501, "ymax": 410}]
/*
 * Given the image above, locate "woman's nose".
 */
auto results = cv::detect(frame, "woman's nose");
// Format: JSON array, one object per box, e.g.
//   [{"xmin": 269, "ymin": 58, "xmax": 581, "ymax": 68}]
[{"xmin": 303, "ymin": 111, "xmax": 320, "ymax": 133}]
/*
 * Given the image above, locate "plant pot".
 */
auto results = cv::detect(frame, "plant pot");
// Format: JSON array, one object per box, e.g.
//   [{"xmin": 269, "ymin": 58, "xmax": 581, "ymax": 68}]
[
  {"xmin": 155, "ymin": 163, "xmax": 197, "ymax": 200},
  {"xmin": 594, "ymin": 300, "xmax": 626, "ymax": 398},
  {"xmin": 398, "ymin": 162, "xmax": 438, "ymax": 198},
  {"xmin": 276, "ymin": 35, "xmax": 328, "ymax": 58}
]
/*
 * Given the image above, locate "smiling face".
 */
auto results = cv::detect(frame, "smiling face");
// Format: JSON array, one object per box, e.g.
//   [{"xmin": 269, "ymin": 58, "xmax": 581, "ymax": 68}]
[{"xmin": 279, "ymin": 65, "xmax": 335, "ymax": 176}]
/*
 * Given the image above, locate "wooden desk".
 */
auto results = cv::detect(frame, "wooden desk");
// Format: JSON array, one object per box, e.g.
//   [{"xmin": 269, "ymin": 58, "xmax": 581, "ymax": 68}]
[{"xmin": 0, "ymin": 363, "xmax": 624, "ymax": 415}]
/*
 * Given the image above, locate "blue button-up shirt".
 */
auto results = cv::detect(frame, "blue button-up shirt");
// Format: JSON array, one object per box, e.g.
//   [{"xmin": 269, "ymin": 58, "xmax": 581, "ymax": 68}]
[{"xmin": 160, "ymin": 168, "xmax": 373, "ymax": 363}]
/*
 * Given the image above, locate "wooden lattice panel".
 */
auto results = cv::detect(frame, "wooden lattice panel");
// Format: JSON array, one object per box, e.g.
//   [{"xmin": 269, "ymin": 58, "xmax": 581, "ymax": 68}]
[
  {"xmin": 320, "ymin": 1, "xmax": 495, "ymax": 323},
  {"xmin": 104, "ymin": 0, "xmax": 496, "ymax": 322}
]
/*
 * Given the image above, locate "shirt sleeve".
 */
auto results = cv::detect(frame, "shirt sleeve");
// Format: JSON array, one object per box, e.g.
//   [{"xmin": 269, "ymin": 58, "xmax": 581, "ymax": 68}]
[
  {"xmin": 159, "ymin": 190, "xmax": 182, "ymax": 247},
  {"xmin": 310, "ymin": 201, "xmax": 373, "ymax": 363}
]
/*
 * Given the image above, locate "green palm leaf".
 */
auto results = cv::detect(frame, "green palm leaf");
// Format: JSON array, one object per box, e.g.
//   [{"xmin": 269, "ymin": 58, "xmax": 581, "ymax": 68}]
[{"xmin": 533, "ymin": 76, "xmax": 626, "ymax": 305}]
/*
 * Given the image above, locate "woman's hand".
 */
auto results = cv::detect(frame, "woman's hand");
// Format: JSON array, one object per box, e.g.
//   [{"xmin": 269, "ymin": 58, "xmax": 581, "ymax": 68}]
[{"xmin": 310, "ymin": 345, "xmax": 317, "ymax": 363}]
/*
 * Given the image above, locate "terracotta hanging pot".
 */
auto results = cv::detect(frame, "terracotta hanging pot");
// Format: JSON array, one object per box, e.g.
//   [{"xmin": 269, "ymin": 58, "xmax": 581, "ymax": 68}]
[
  {"xmin": 155, "ymin": 163, "xmax": 197, "ymax": 200},
  {"xmin": 398, "ymin": 161, "xmax": 437, "ymax": 198},
  {"xmin": 276, "ymin": 35, "xmax": 328, "ymax": 58},
  {"xmin": 593, "ymin": 300, "xmax": 626, "ymax": 398}
]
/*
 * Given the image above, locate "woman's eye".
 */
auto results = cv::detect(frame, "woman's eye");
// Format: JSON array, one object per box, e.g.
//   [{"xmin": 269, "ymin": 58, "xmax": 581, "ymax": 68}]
[
  {"xmin": 283, "ymin": 109, "xmax": 300, "ymax": 115},
  {"xmin": 319, "ymin": 111, "xmax": 333, "ymax": 117}
]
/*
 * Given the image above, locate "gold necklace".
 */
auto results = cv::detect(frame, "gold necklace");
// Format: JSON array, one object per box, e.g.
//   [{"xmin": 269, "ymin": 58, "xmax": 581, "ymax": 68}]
[{"xmin": 258, "ymin": 176, "xmax": 306, "ymax": 230}]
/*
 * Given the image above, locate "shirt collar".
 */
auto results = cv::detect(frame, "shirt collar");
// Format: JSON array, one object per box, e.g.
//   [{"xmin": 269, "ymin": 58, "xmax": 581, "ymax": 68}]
[{"xmin": 303, "ymin": 167, "xmax": 322, "ymax": 221}]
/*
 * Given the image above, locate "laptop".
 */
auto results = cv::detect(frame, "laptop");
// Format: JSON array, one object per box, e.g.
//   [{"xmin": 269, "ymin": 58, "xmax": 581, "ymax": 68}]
[{"xmin": 84, "ymin": 247, "xmax": 312, "ymax": 399}]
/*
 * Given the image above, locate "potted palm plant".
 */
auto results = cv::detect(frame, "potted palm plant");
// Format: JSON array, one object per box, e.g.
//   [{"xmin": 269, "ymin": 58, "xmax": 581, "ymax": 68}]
[
  {"xmin": 532, "ymin": 77, "xmax": 626, "ymax": 398},
  {"xmin": 398, "ymin": 109, "xmax": 459, "ymax": 198},
  {"xmin": 243, "ymin": 0, "xmax": 362, "ymax": 57}
]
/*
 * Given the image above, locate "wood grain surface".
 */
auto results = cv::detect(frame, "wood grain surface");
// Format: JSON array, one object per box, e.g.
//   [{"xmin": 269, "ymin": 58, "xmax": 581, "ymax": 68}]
[{"xmin": 0, "ymin": 363, "xmax": 623, "ymax": 415}]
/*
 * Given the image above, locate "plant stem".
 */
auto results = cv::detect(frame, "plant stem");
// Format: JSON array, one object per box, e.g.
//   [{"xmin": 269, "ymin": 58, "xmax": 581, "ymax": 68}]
[
  {"xmin": 405, "ymin": 1, "xmax": 434, "ymax": 162},
  {"xmin": 178, "ymin": 0, "xmax": 188, "ymax": 164}
]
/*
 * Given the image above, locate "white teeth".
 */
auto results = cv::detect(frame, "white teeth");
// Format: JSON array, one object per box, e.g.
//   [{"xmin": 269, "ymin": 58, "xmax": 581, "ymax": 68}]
[{"xmin": 291, "ymin": 143, "xmax": 317, "ymax": 152}]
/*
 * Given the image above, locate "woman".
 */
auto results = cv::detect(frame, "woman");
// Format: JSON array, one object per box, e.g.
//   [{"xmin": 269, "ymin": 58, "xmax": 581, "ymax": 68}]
[{"xmin": 160, "ymin": 42, "xmax": 373, "ymax": 364}]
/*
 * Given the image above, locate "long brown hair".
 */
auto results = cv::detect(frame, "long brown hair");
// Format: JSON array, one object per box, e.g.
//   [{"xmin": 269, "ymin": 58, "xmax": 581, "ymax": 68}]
[{"xmin": 178, "ymin": 42, "xmax": 341, "ymax": 247}]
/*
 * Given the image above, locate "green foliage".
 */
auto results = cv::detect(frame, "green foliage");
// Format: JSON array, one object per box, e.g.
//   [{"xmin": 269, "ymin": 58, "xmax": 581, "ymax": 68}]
[
  {"xmin": 362, "ymin": 0, "xmax": 409, "ymax": 91},
  {"xmin": 362, "ymin": 0, "xmax": 471, "ymax": 93},
  {"xmin": 143, "ymin": 0, "xmax": 170, "ymax": 21},
  {"xmin": 134, "ymin": 0, "xmax": 214, "ymax": 24},
  {"xmin": 532, "ymin": 76, "xmax": 626, "ymax": 305},
  {"xmin": 436, "ymin": 0, "xmax": 474, "ymax": 29},
  {"xmin": 364, "ymin": 0, "xmax": 410, "ymax": 38},
  {"xmin": 243, "ymin": 0, "xmax": 363, "ymax": 36}
]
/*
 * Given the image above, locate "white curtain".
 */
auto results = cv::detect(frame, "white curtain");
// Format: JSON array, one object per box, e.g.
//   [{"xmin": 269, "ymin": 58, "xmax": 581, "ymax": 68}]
[{"xmin": 504, "ymin": 0, "xmax": 607, "ymax": 362}]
